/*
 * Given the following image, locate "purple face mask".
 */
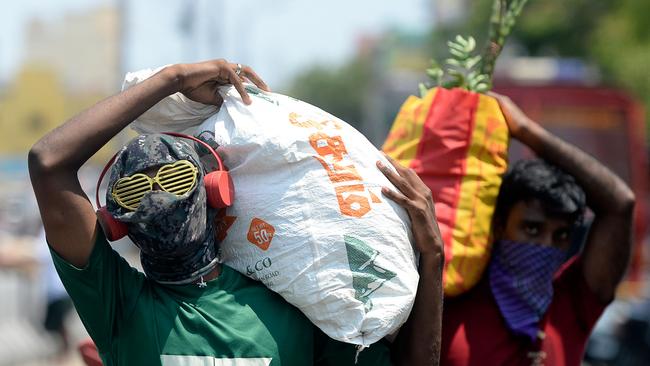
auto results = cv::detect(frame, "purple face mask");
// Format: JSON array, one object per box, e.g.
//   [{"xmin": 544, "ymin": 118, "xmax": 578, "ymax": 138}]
[{"xmin": 488, "ymin": 240, "xmax": 567, "ymax": 342}]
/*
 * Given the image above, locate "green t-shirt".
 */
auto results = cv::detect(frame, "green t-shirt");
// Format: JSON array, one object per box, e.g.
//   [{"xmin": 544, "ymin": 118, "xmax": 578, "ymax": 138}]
[{"xmin": 51, "ymin": 231, "xmax": 391, "ymax": 366}]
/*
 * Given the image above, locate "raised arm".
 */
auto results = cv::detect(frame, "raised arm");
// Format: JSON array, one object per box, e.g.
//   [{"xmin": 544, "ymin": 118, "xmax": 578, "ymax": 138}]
[
  {"xmin": 28, "ymin": 60, "xmax": 267, "ymax": 268},
  {"xmin": 492, "ymin": 93, "xmax": 636, "ymax": 303},
  {"xmin": 378, "ymin": 155, "xmax": 444, "ymax": 366}
]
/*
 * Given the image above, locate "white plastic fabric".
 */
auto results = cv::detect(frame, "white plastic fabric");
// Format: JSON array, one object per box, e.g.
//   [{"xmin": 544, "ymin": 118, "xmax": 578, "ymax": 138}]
[
  {"xmin": 124, "ymin": 70, "xmax": 419, "ymax": 346},
  {"xmin": 122, "ymin": 66, "xmax": 220, "ymax": 135}
]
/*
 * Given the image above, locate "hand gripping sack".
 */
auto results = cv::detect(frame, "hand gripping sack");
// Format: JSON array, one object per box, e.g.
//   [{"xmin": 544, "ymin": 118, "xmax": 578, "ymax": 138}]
[
  {"xmin": 122, "ymin": 66, "xmax": 220, "ymax": 135},
  {"xmin": 383, "ymin": 87, "xmax": 509, "ymax": 296},
  {"xmin": 128, "ymin": 81, "xmax": 420, "ymax": 346}
]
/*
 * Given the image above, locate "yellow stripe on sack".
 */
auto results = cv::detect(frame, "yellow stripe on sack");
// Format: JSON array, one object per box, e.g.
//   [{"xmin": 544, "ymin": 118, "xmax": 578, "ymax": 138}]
[
  {"xmin": 382, "ymin": 89, "xmax": 438, "ymax": 167},
  {"xmin": 445, "ymin": 94, "xmax": 509, "ymax": 296}
]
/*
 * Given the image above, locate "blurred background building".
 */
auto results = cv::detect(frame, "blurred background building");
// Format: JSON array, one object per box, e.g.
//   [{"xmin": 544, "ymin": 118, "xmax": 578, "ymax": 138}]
[
  {"xmin": 0, "ymin": 0, "xmax": 648, "ymax": 364},
  {"xmin": 0, "ymin": 6, "xmax": 120, "ymax": 156}
]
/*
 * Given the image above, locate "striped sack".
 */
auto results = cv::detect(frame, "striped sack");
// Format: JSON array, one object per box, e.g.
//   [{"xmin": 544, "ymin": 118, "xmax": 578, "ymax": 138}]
[{"xmin": 382, "ymin": 87, "xmax": 509, "ymax": 296}]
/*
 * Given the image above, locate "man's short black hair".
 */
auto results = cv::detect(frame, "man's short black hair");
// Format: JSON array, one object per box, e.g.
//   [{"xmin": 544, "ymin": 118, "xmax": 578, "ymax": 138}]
[{"xmin": 494, "ymin": 159, "xmax": 587, "ymax": 226}]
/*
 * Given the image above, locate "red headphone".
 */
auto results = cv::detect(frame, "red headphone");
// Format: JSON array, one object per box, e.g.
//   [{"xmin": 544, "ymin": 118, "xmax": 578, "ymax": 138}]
[{"xmin": 95, "ymin": 132, "xmax": 234, "ymax": 241}]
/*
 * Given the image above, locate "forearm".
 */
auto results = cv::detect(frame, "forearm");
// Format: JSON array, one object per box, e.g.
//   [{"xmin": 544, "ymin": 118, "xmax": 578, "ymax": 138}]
[
  {"xmin": 517, "ymin": 121, "xmax": 635, "ymax": 214},
  {"xmin": 29, "ymin": 66, "xmax": 182, "ymax": 174},
  {"xmin": 376, "ymin": 156, "xmax": 444, "ymax": 364},
  {"xmin": 392, "ymin": 253, "xmax": 443, "ymax": 366}
]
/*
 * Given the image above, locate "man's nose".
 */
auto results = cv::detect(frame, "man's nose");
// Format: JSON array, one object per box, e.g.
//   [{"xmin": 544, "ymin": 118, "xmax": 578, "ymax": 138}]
[{"xmin": 538, "ymin": 232, "xmax": 554, "ymax": 247}]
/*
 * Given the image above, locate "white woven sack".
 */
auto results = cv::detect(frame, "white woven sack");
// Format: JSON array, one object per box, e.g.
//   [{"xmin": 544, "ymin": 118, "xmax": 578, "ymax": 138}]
[
  {"xmin": 122, "ymin": 67, "xmax": 419, "ymax": 345},
  {"xmin": 193, "ymin": 85, "xmax": 419, "ymax": 346}
]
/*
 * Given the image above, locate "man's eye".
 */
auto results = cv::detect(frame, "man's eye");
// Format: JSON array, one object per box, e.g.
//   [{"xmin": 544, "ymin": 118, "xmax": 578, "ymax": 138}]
[
  {"xmin": 524, "ymin": 224, "xmax": 539, "ymax": 236},
  {"xmin": 556, "ymin": 230, "xmax": 570, "ymax": 241}
]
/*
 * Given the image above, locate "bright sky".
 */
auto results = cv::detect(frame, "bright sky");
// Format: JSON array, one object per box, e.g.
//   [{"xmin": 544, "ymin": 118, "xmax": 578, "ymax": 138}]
[{"xmin": 0, "ymin": 0, "xmax": 432, "ymax": 88}]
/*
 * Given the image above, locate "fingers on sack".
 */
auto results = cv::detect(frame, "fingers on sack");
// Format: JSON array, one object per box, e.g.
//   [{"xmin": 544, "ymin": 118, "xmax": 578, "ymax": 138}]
[
  {"xmin": 488, "ymin": 91, "xmax": 507, "ymax": 100},
  {"xmin": 243, "ymin": 66, "xmax": 270, "ymax": 92},
  {"xmin": 383, "ymin": 153, "xmax": 407, "ymax": 172},
  {"xmin": 489, "ymin": 92, "xmax": 514, "ymax": 110},
  {"xmin": 383, "ymin": 153, "xmax": 432, "ymax": 193},
  {"xmin": 381, "ymin": 186, "xmax": 410, "ymax": 207},
  {"xmin": 227, "ymin": 67, "xmax": 252, "ymax": 105},
  {"xmin": 377, "ymin": 160, "xmax": 413, "ymax": 197}
]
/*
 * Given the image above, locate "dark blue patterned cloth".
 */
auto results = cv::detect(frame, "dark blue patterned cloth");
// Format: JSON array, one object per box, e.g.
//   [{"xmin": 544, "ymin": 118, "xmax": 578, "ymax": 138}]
[{"xmin": 488, "ymin": 240, "xmax": 567, "ymax": 342}]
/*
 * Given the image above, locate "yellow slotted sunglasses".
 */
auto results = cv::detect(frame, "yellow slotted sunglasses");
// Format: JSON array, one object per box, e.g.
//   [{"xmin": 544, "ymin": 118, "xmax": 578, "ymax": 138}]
[{"xmin": 112, "ymin": 160, "xmax": 198, "ymax": 211}]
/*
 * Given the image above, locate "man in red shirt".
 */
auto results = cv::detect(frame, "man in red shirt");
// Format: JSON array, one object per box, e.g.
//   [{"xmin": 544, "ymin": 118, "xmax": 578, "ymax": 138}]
[{"xmin": 441, "ymin": 93, "xmax": 635, "ymax": 366}]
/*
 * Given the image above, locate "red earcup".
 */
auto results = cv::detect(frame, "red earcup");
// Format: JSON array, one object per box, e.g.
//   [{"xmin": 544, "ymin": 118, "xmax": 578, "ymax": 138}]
[
  {"xmin": 78, "ymin": 338, "xmax": 102, "ymax": 366},
  {"xmin": 204, "ymin": 171, "xmax": 235, "ymax": 208},
  {"xmin": 96, "ymin": 207, "xmax": 128, "ymax": 241}
]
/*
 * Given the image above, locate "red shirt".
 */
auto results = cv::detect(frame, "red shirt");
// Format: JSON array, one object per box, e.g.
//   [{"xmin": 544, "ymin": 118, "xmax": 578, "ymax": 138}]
[{"xmin": 441, "ymin": 257, "xmax": 609, "ymax": 366}]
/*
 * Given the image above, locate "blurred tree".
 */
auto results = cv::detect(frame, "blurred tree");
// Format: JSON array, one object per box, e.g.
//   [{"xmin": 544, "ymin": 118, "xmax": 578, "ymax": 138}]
[
  {"xmin": 590, "ymin": 0, "xmax": 650, "ymax": 117},
  {"xmin": 437, "ymin": 0, "xmax": 649, "ymax": 124},
  {"xmin": 288, "ymin": 0, "xmax": 649, "ymax": 130},
  {"xmin": 287, "ymin": 56, "xmax": 373, "ymax": 130},
  {"xmin": 459, "ymin": 0, "xmax": 614, "ymax": 57}
]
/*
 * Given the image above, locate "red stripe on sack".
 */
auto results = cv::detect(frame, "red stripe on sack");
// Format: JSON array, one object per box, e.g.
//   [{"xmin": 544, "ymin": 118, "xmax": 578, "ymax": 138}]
[{"xmin": 410, "ymin": 88, "xmax": 479, "ymax": 284}]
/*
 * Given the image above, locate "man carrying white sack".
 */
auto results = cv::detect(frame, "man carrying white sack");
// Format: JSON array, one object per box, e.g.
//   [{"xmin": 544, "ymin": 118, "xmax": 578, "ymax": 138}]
[{"xmin": 28, "ymin": 59, "xmax": 444, "ymax": 365}]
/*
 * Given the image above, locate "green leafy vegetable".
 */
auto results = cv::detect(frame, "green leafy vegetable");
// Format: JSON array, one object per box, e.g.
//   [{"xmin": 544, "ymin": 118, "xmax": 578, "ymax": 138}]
[{"xmin": 420, "ymin": 0, "xmax": 530, "ymax": 96}]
